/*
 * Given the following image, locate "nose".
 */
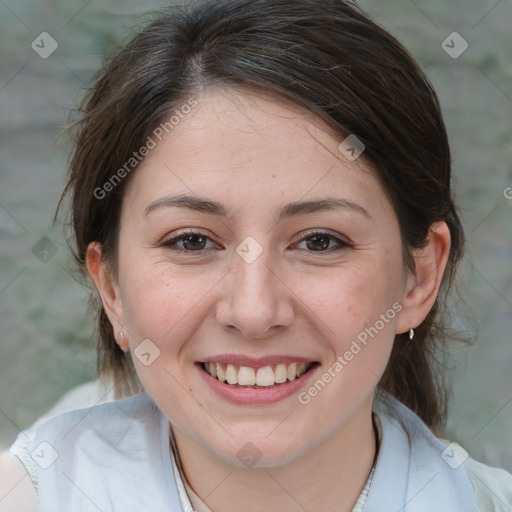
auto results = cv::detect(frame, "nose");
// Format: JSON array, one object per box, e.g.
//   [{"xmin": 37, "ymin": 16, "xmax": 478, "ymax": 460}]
[{"xmin": 215, "ymin": 248, "xmax": 296, "ymax": 340}]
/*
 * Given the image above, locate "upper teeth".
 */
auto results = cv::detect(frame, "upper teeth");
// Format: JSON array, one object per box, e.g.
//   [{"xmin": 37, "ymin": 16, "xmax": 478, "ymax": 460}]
[{"xmin": 204, "ymin": 362, "xmax": 311, "ymax": 387}]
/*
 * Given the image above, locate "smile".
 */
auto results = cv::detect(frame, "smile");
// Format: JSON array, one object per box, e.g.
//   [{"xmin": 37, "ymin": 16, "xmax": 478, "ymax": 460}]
[
  {"xmin": 200, "ymin": 361, "xmax": 313, "ymax": 388},
  {"xmin": 196, "ymin": 357, "xmax": 320, "ymax": 405}
]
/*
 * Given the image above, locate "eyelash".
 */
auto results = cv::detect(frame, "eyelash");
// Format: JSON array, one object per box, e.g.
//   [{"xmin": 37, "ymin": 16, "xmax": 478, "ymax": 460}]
[{"xmin": 161, "ymin": 229, "xmax": 352, "ymax": 255}]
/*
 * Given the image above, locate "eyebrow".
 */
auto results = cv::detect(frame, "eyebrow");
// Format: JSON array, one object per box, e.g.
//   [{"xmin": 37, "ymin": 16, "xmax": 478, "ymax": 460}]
[{"xmin": 143, "ymin": 194, "xmax": 371, "ymax": 221}]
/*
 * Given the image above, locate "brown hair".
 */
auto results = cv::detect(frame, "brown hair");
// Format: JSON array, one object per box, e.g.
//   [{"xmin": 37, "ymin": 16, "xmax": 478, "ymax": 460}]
[{"xmin": 56, "ymin": 0, "xmax": 465, "ymax": 429}]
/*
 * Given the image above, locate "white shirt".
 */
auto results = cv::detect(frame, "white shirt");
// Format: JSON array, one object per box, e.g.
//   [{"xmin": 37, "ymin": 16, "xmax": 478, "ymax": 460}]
[{"xmin": 10, "ymin": 388, "xmax": 512, "ymax": 511}]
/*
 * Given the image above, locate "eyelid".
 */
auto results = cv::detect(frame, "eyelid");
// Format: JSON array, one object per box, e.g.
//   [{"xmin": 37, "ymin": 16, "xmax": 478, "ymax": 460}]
[
  {"xmin": 294, "ymin": 229, "xmax": 352, "ymax": 245},
  {"xmin": 161, "ymin": 228, "xmax": 218, "ymax": 249},
  {"xmin": 161, "ymin": 228, "xmax": 352, "ymax": 254},
  {"xmin": 292, "ymin": 230, "xmax": 353, "ymax": 253}
]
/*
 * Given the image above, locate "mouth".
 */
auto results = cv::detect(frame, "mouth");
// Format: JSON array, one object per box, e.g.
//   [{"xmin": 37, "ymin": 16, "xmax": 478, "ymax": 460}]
[{"xmin": 198, "ymin": 361, "xmax": 318, "ymax": 389}]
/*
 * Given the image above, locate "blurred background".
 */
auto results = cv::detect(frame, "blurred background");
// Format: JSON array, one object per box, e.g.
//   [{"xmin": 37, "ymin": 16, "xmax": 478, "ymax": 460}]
[{"xmin": 0, "ymin": 0, "xmax": 511, "ymax": 471}]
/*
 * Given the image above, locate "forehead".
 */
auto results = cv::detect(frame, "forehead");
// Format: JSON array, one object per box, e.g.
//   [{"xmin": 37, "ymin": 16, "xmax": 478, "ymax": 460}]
[
  {"xmin": 162, "ymin": 87, "xmax": 354, "ymax": 167},
  {"xmin": 123, "ymin": 86, "xmax": 391, "ymax": 219}
]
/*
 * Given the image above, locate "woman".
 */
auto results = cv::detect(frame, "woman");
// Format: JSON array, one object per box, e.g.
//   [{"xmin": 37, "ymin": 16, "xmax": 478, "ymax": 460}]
[{"xmin": 2, "ymin": 0, "xmax": 511, "ymax": 510}]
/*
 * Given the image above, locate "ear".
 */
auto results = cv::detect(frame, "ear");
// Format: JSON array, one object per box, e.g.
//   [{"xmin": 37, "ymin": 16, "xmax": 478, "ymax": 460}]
[
  {"xmin": 396, "ymin": 221, "xmax": 451, "ymax": 334},
  {"xmin": 86, "ymin": 241, "xmax": 128, "ymax": 351}
]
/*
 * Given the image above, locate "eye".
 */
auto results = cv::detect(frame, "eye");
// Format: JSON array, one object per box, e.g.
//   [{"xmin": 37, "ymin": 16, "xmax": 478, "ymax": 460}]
[
  {"xmin": 161, "ymin": 229, "xmax": 219, "ymax": 253},
  {"xmin": 161, "ymin": 229, "xmax": 352, "ymax": 255},
  {"xmin": 294, "ymin": 230, "xmax": 352, "ymax": 253}
]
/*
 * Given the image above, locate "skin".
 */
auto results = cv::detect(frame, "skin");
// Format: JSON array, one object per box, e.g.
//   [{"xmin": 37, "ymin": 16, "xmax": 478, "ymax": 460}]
[
  {"xmin": 0, "ymin": 86, "xmax": 450, "ymax": 512},
  {"xmin": 0, "ymin": 452, "xmax": 37, "ymax": 511},
  {"xmin": 82, "ymin": 86, "xmax": 450, "ymax": 512}
]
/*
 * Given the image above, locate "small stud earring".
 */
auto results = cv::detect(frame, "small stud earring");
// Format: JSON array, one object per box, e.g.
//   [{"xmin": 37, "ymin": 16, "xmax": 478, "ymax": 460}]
[{"xmin": 409, "ymin": 328, "xmax": 414, "ymax": 341}]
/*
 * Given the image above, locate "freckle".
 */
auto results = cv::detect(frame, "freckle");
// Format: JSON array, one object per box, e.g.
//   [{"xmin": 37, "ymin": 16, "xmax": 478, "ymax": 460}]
[{"xmin": 272, "ymin": 174, "xmax": 276, "ymax": 178}]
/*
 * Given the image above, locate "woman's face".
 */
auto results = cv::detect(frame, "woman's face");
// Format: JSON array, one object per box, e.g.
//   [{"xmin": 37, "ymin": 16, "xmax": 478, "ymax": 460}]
[{"xmin": 109, "ymin": 87, "xmax": 412, "ymax": 466}]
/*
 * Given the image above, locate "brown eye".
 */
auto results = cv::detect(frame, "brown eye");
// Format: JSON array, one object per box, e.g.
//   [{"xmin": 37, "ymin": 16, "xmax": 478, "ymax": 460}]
[
  {"xmin": 162, "ymin": 230, "xmax": 217, "ymax": 253},
  {"xmin": 295, "ymin": 231, "xmax": 352, "ymax": 253}
]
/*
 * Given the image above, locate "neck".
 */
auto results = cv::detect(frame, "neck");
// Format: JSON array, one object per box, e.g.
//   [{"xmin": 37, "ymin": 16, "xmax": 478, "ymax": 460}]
[{"xmin": 172, "ymin": 394, "xmax": 378, "ymax": 512}]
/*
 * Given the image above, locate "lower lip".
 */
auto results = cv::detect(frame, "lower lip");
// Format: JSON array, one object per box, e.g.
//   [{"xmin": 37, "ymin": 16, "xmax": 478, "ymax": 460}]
[{"xmin": 196, "ymin": 363, "xmax": 320, "ymax": 405}]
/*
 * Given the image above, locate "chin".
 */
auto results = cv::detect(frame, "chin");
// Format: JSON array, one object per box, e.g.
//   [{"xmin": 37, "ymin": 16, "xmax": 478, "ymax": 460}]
[{"xmin": 203, "ymin": 430, "xmax": 311, "ymax": 469}]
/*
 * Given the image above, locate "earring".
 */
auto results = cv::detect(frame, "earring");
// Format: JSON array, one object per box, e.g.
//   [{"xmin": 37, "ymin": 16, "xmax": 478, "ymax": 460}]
[
  {"xmin": 409, "ymin": 328, "xmax": 414, "ymax": 341},
  {"xmin": 119, "ymin": 330, "xmax": 129, "ymax": 352}
]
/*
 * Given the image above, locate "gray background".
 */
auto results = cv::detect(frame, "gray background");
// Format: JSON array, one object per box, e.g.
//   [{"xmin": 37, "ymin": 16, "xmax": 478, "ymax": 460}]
[{"xmin": 1, "ymin": 0, "xmax": 511, "ymax": 472}]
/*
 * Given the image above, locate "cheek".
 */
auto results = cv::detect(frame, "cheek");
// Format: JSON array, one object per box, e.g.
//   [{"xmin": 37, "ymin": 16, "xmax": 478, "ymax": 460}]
[
  {"xmin": 291, "ymin": 266, "xmax": 401, "ymax": 426},
  {"xmin": 117, "ymin": 273, "xmax": 205, "ymax": 404},
  {"xmin": 302, "ymin": 260, "xmax": 403, "ymax": 345},
  {"xmin": 119, "ymin": 265, "xmax": 207, "ymax": 400},
  {"xmin": 120, "ymin": 259, "xmax": 212, "ymax": 339}
]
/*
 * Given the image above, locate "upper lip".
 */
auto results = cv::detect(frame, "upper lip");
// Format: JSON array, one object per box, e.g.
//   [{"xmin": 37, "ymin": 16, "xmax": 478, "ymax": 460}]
[{"xmin": 198, "ymin": 354, "xmax": 318, "ymax": 367}]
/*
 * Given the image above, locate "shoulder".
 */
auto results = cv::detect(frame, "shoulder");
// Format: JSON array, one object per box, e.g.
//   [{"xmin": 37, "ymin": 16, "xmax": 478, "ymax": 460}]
[
  {"xmin": 5, "ymin": 392, "xmax": 158, "ymax": 495},
  {"xmin": 21, "ymin": 391, "xmax": 159, "ymax": 462},
  {"xmin": 0, "ymin": 451, "xmax": 37, "ymax": 512},
  {"xmin": 372, "ymin": 391, "xmax": 512, "ymax": 511},
  {"xmin": 34, "ymin": 390, "xmax": 156, "ymax": 438},
  {"xmin": 463, "ymin": 454, "xmax": 512, "ymax": 511}
]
